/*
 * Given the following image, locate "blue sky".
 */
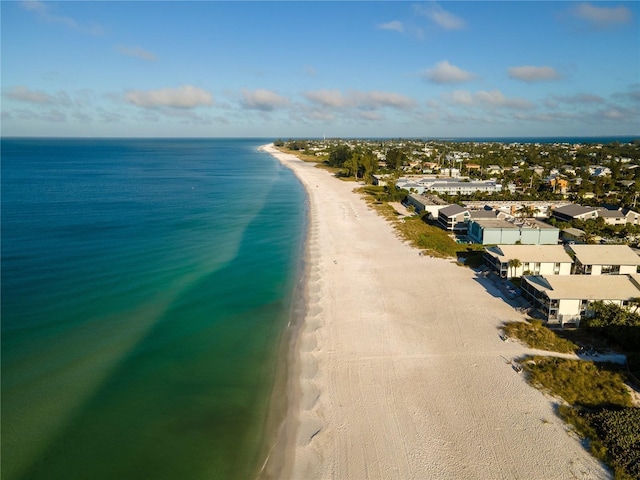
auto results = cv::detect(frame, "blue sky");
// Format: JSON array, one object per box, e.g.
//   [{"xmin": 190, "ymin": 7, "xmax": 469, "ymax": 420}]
[{"xmin": 2, "ymin": 1, "xmax": 639, "ymax": 138}]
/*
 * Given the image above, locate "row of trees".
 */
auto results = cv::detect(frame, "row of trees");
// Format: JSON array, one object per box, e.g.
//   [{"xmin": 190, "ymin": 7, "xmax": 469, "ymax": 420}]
[
  {"xmin": 546, "ymin": 216, "xmax": 640, "ymax": 241},
  {"xmin": 326, "ymin": 145, "xmax": 381, "ymax": 182},
  {"xmin": 583, "ymin": 301, "xmax": 640, "ymax": 355}
]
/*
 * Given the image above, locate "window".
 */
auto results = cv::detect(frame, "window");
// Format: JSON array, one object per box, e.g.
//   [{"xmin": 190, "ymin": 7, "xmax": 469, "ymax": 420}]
[{"xmin": 601, "ymin": 265, "xmax": 620, "ymax": 275}]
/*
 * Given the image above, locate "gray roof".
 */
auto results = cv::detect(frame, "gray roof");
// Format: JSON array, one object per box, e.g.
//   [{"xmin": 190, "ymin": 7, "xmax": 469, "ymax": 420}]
[
  {"xmin": 598, "ymin": 209, "xmax": 624, "ymax": 219},
  {"xmin": 523, "ymin": 274, "xmax": 640, "ymax": 301},
  {"xmin": 439, "ymin": 204, "xmax": 468, "ymax": 217},
  {"xmin": 470, "ymin": 210, "xmax": 499, "ymax": 219},
  {"xmin": 553, "ymin": 204, "xmax": 599, "ymax": 217},
  {"xmin": 408, "ymin": 193, "xmax": 449, "ymax": 206},
  {"xmin": 569, "ymin": 245, "xmax": 640, "ymax": 266},
  {"xmin": 471, "ymin": 218, "xmax": 519, "ymax": 229},
  {"xmin": 562, "ymin": 227, "xmax": 586, "ymax": 237},
  {"xmin": 472, "ymin": 218, "xmax": 558, "ymax": 230}
]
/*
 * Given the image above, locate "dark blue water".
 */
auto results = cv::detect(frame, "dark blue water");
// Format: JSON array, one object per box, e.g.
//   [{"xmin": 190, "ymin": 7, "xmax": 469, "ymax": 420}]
[{"xmin": 1, "ymin": 138, "xmax": 306, "ymax": 480}]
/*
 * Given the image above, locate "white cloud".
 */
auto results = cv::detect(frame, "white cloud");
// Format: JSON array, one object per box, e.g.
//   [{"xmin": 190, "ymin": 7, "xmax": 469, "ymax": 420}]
[
  {"xmin": 413, "ymin": 2, "xmax": 466, "ymax": 30},
  {"xmin": 550, "ymin": 93, "xmax": 605, "ymax": 105},
  {"xmin": 572, "ymin": 3, "xmax": 633, "ymax": 28},
  {"xmin": 354, "ymin": 91, "xmax": 417, "ymax": 110},
  {"xmin": 474, "ymin": 90, "xmax": 534, "ymax": 110},
  {"xmin": 449, "ymin": 90, "xmax": 473, "ymax": 105},
  {"xmin": 303, "ymin": 90, "xmax": 349, "ymax": 108},
  {"xmin": 508, "ymin": 65, "xmax": 560, "ymax": 82},
  {"xmin": 305, "ymin": 110, "xmax": 336, "ymax": 122},
  {"xmin": 303, "ymin": 89, "xmax": 416, "ymax": 110},
  {"xmin": 448, "ymin": 89, "xmax": 534, "ymax": 110},
  {"xmin": 612, "ymin": 84, "xmax": 640, "ymax": 103},
  {"xmin": 240, "ymin": 89, "xmax": 289, "ymax": 111},
  {"xmin": 4, "ymin": 86, "xmax": 75, "ymax": 107},
  {"xmin": 358, "ymin": 111, "xmax": 384, "ymax": 121},
  {"xmin": 125, "ymin": 85, "xmax": 213, "ymax": 109},
  {"xmin": 20, "ymin": 0, "xmax": 104, "ymax": 36},
  {"xmin": 3, "ymin": 107, "xmax": 67, "ymax": 123},
  {"xmin": 116, "ymin": 45, "xmax": 157, "ymax": 62},
  {"xmin": 423, "ymin": 61, "xmax": 476, "ymax": 85},
  {"xmin": 5, "ymin": 85, "xmax": 55, "ymax": 104},
  {"xmin": 377, "ymin": 20, "xmax": 404, "ymax": 33}
]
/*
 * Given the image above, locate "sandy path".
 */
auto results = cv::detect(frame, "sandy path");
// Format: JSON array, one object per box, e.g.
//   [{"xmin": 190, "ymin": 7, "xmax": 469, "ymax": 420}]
[{"xmin": 263, "ymin": 145, "xmax": 610, "ymax": 480}]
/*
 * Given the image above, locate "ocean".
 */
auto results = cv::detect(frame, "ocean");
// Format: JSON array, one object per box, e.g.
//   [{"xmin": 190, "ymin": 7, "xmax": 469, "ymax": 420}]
[{"xmin": 1, "ymin": 138, "xmax": 307, "ymax": 480}]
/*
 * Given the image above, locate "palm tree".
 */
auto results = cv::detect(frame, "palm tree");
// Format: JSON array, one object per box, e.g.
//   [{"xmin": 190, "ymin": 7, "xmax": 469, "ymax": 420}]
[
  {"xmin": 628, "ymin": 297, "xmax": 640, "ymax": 313},
  {"xmin": 520, "ymin": 204, "xmax": 535, "ymax": 219},
  {"xmin": 508, "ymin": 258, "xmax": 522, "ymax": 278}
]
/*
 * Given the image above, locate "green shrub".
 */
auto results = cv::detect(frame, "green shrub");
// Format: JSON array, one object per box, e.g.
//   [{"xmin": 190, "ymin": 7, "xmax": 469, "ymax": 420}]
[
  {"xmin": 521, "ymin": 356, "xmax": 632, "ymax": 408},
  {"xmin": 502, "ymin": 320, "xmax": 577, "ymax": 353}
]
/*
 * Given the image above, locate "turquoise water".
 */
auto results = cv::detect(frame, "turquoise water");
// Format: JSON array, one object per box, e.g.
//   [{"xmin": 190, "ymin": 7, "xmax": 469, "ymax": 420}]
[{"xmin": 1, "ymin": 138, "xmax": 306, "ymax": 480}]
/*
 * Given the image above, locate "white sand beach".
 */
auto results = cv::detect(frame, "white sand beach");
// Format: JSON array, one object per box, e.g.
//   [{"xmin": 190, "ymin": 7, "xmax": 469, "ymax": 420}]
[{"xmin": 262, "ymin": 144, "xmax": 610, "ymax": 480}]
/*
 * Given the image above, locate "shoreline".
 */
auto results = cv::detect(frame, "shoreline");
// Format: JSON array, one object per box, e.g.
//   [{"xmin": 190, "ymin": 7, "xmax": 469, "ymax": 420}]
[{"xmin": 260, "ymin": 143, "xmax": 611, "ymax": 479}]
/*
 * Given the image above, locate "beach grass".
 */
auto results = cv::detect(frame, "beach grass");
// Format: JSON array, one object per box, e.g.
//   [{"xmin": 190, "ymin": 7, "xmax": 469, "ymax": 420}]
[
  {"xmin": 502, "ymin": 320, "xmax": 578, "ymax": 353},
  {"xmin": 356, "ymin": 187, "xmax": 484, "ymax": 259},
  {"xmin": 520, "ymin": 355, "xmax": 639, "ymax": 479},
  {"xmin": 521, "ymin": 356, "xmax": 632, "ymax": 408},
  {"xmin": 561, "ymin": 406, "xmax": 640, "ymax": 480}
]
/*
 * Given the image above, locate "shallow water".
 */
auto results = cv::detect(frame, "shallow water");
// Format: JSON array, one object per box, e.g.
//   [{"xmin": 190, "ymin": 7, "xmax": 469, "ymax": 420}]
[{"xmin": 1, "ymin": 138, "xmax": 306, "ymax": 480}]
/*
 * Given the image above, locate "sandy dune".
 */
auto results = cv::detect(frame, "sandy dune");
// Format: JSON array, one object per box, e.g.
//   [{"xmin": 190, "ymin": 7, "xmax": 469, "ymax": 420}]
[{"xmin": 263, "ymin": 144, "xmax": 610, "ymax": 480}]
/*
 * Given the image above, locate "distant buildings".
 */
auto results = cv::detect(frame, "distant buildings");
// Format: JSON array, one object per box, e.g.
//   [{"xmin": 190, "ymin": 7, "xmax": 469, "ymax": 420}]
[
  {"xmin": 551, "ymin": 203, "xmax": 640, "ymax": 226},
  {"xmin": 551, "ymin": 204, "xmax": 600, "ymax": 222},
  {"xmin": 396, "ymin": 176, "xmax": 506, "ymax": 196}
]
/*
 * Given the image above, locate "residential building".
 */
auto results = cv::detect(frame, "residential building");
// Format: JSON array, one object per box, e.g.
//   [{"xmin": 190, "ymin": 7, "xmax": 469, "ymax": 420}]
[
  {"xmin": 483, "ymin": 245, "xmax": 573, "ymax": 278},
  {"xmin": 561, "ymin": 227, "xmax": 586, "ymax": 244},
  {"xmin": 467, "ymin": 218, "xmax": 560, "ymax": 245},
  {"xmin": 551, "ymin": 204, "xmax": 600, "ymax": 222},
  {"xmin": 371, "ymin": 174, "xmax": 390, "ymax": 186},
  {"xmin": 568, "ymin": 244, "xmax": 640, "ymax": 275},
  {"xmin": 396, "ymin": 177, "xmax": 503, "ymax": 196},
  {"xmin": 598, "ymin": 208, "xmax": 627, "ymax": 226},
  {"xmin": 521, "ymin": 274, "xmax": 640, "ymax": 327},
  {"xmin": 463, "ymin": 201, "xmax": 570, "ymax": 218},
  {"xmin": 437, "ymin": 205, "xmax": 470, "ymax": 232},
  {"xmin": 405, "ymin": 193, "xmax": 449, "ymax": 217},
  {"xmin": 589, "ymin": 165, "xmax": 612, "ymax": 177},
  {"xmin": 545, "ymin": 177, "xmax": 569, "ymax": 195},
  {"xmin": 598, "ymin": 207, "xmax": 640, "ymax": 226}
]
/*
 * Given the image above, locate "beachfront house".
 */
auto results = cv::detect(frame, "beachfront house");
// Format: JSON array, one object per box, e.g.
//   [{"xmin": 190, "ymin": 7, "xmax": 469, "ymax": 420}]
[
  {"xmin": 551, "ymin": 204, "xmax": 600, "ymax": 223},
  {"xmin": 371, "ymin": 174, "xmax": 391, "ymax": 187},
  {"xmin": 437, "ymin": 205, "xmax": 470, "ymax": 232},
  {"xmin": 520, "ymin": 274, "xmax": 640, "ymax": 327},
  {"xmin": 483, "ymin": 245, "xmax": 573, "ymax": 278},
  {"xmin": 467, "ymin": 218, "xmax": 560, "ymax": 245},
  {"xmin": 405, "ymin": 193, "xmax": 449, "ymax": 218},
  {"xmin": 568, "ymin": 244, "xmax": 640, "ymax": 275}
]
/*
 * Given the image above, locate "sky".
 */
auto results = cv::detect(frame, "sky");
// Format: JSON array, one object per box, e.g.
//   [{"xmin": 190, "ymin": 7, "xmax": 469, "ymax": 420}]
[{"xmin": 1, "ymin": 1, "xmax": 639, "ymax": 138}]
